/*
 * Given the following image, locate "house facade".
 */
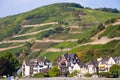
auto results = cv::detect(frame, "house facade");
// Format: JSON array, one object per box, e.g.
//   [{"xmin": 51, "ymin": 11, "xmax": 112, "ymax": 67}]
[
  {"xmin": 22, "ymin": 58, "xmax": 52, "ymax": 77},
  {"xmin": 98, "ymin": 57, "xmax": 120, "ymax": 73},
  {"xmin": 79, "ymin": 63, "xmax": 88, "ymax": 74},
  {"xmin": 87, "ymin": 61, "xmax": 98, "ymax": 74},
  {"xmin": 57, "ymin": 54, "xmax": 80, "ymax": 75}
]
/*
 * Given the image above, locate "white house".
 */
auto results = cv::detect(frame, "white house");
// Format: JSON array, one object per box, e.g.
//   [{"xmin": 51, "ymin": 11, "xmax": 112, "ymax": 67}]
[
  {"xmin": 98, "ymin": 57, "xmax": 109, "ymax": 73},
  {"xmin": 57, "ymin": 54, "xmax": 81, "ymax": 75},
  {"xmin": 107, "ymin": 57, "xmax": 116, "ymax": 70},
  {"xmin": 98, "ymin": 57, "xmax": 120, "ymax": 73},
  {"xmin": 87, "ymin": 61, "xmax": 98, "ymax": 74},
  {"xmin": 79, "ymin": 63, "xmax": 88, "ymax": 74},
  {"xmin": 69, "ymin": 63, "xmax": 80, "ymax": 73},
  {"xmin": 22, "ymin": 60, "xmax": 30, "ymax": 76},
  {"xmin": 22, "ymin": 58, "xmax": 52, "ymax": 77}
]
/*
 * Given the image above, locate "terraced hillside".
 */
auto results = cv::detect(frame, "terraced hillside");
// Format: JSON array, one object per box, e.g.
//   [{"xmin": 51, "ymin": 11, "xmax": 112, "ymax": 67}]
[{"xmin": 0, "ymin": 3, "xmax": 120, "ymax": 63}]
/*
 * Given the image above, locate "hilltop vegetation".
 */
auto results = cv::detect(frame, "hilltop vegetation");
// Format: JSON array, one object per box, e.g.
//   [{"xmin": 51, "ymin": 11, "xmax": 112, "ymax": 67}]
[
  {"xmin": 0, "ymin": 3, "xmax": 120, "ymax": 65},
  {"xmin": 95, "ymin": 7, "xmax": 119, "ymax": 13}
]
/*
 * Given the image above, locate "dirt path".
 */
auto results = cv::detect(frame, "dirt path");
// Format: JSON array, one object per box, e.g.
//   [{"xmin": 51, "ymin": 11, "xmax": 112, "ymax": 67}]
[
  {"xmin": 1, "ymin": 20, "xmax": 120, "ymax": 52},
  {"xmin": 91, "ymin": 24, "xmax": 108, "ymax": 40},
  {"xmin": 69, "ymin": 26, "xmax": 80, "ymax": 28},
  {"xmin": 22, "ymin": 22, "xmax": 58, "ymax": 28},
  {"xmin": 91, "ymin": 19, "xmax": 120, "ymax": 41},
  {"xmin": 12, "ymin": 28, "xmax": 53, "ymax": 38},
  {"xmin": 112, "ymin": 19, "xmax": 120, "ymax": 25},
  {"xmin": 0, "ymin": 38, "xmax": 32, "ymax": 45},
  {"xmin": 71, "ymin": 37, "xmax": 120, "ymax": 51},
  {"xmin": 46, "ymin": 48, "xmax": 71, "ymax": 52},
  {"xmin": 0, "ymin": 39, "xmax": 78, "ymax": 45},
  {"xmin": 0, "ymin": 39, "xmax": 78, "ymax": 51},
  {"xmin": 46, "ymin": 37, "xmax": 120, "ymax": 52}
]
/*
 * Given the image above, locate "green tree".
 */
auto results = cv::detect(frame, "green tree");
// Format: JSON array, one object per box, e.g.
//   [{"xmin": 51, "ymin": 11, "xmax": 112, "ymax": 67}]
[
  {"xmin": 110, "ymin": 64, "xmax": 120, "ymax": 77},
  {"xmin": 49, "ymin": 66, "xmax": 60, "ymax": 77},
  {"xmin": 0, "ymin": 52, "xmax": 18, "ymax": 76},
  {"xmin": 97, "ymin": 23, "xmax": 105, "ymax": 30}
]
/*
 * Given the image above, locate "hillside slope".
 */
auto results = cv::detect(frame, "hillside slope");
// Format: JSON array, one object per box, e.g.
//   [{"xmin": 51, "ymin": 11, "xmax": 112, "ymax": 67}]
[{"xmin": 0, "ymin": 3, "xmax": 120, "ymax": 63}]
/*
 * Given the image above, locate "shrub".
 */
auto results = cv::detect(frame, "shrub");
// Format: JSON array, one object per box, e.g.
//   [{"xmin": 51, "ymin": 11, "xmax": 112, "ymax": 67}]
[
  {"xmin": 99, "ymin": 72, "xmax": 111, "ymax": 78},
  {"xmin": 67, "ymin": 70, "xmax": 79, "ymax": 77},
  {"xmin": 84, "ymin": 73, "xmax": 92, "ymax": 77},
  {"xmin": 49, "ymin": 66, "xmax": 60, "ymax": 77},
  {"xmin": 33, "ymin": 73, "xmax": 44, "ymax": 78},
  {"xmin": 110, "ymin": 64, "xmax": 120, "ymax": 78},
  {"xmin": 97, "ymin": 23, "xmax": 105, "ymax": 30}
]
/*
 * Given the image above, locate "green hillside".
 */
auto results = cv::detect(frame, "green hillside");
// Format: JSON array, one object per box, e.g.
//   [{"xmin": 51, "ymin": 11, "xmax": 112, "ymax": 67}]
[
  {"xmin": 0, "ymin": 3, "xmax": 120, "ymax": 63},
  {"xmin": 100, "ymin": 25, "xmax": 120, "ymax": 38}
]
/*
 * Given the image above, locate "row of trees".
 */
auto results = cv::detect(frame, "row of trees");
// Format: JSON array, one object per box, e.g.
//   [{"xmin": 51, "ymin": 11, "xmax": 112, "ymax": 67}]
[{"xmin": 95, "ymin": 8, "xmax": 119, "ymax": 13}]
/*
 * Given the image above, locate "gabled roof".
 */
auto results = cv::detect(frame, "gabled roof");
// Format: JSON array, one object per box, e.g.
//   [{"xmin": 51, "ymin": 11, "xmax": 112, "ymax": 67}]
[
  {"xmin": 87, "ymin": 60, "xmax": 98, "ymax": 67},
  {"xmin": 23, "ymin": 58, "xmax": 51, "ymax": 66},
  {"xmin": 99, "ymin": 57, "xmax": 109, "ymax": 64},
  {"xmin": 113, "ymin": 57, "xmax": 120, "ymax": 64},
  {"xmin": 63, "ymin": 54, "xmax": 77, "ymax": 60},
  {"xmin": 79, "ymin": 63, "xmax": 87, "ymax": 67},
  {"xmin": 113, "ymin": 56, "xmax": 120, "ymax": 61}
]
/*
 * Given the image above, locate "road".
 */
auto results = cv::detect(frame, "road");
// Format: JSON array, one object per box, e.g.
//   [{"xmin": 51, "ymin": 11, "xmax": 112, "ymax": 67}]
[{"xmin": 14, "ymin": 77, "xmax": 120, "ymax": 80}]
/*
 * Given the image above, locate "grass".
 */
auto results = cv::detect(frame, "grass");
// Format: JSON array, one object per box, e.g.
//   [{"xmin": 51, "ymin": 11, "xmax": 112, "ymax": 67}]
[
  {"xmin": 48, "ymin": 27, "xmax": 96, "ymax": 40},
  {"xmin": 100, "ymin": 25, "xmax": 120, "ymax": 38},
  {"xmin": 67, "ymin": 40, "xmax": 120, "ymax": 63},
  {"xmin": 69, "ymin": 40, "xmax": 120, "ymax": 55},
  {"xmin": 19, "ymin": 27, "xmax": 33, "ymax": 34},
  {"xmin": 1, "ymin": 3, "xmax": 120, "ymax": 63},
  {"xmin": 81, "ymin": 9, "xmax": 120, "ymax": 24},
  {"xmin": 0, "ymin": 46, "xmax": 24, "ymax": 54},
  {"xmin": 32, "ymin": 42, "xmax": 57, "ymax": 50},
  {"xmin": 0, "ymin": 43, "xmax": 12, "ymax": 48},
  {"xmin": 0, "ymin": 43, "xmax": 23, "ymax": 48},
  {"xmin": 11, "ymin": 30, "xmax": 49, "ymax": 40},
  {"xmin": 21, "ymin": 24, "xmax": 54, "ymax": 34},
  {"xmin": 39, "ymin": 52, "xmax": 63, "ymax": 62},
  {"xmin": 53, "ymin": 41, "xmax": 78, "ymax": 48}
]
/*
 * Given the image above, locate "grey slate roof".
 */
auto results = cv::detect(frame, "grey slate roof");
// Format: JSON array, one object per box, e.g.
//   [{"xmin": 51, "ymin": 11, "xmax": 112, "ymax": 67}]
[
  {"xmin": 99, "ymin": 57, "xmax": 109, "ymax": 64},
  {"xmin": 24, "ymin": 58, "xmax": 51, "ymax": 66}
]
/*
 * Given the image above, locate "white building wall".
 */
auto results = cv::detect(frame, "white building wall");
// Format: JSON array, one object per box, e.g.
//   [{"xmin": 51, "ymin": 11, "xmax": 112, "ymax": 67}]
[
  {"xmin": 69, "ymin": 63, "xmax": 80, "ymax": 73},
  {"xmin": 80, "ymin": 68, "xmax": 88, "ymax": 74},
  {"xmin": 25, "ymin": 66, "xmax": 30, "ymax": 76},
  {"xmin": 107, "ymin": 57, "xmax": 116, "ymax": 69},
  {"xmin": 88, "ymin": 65, "xmax": 96, "ymax": 74}
]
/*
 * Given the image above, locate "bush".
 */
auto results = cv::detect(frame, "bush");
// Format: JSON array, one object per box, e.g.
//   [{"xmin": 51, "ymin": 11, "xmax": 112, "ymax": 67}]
[
  {"xmin": 84, "ymin": 73, "xmax": 92, "ymax": 77},
  {"xmin": 97, "ymin": 23, "xmax": 105, "ymax": 30},
  {"xmin": 110, "ymin": 64, "xmax": 120, "ymax": 78},
  {"xmin": 0, "ymin": 76, "xmax": 3, "ymax": 79},
  {"xmin": 67, "ymin": 70, "xmax": 79, "ymax": 77},
  {"xmin": 105, "ymin": 18, "xmax": 116, "ymax": 25},
  {"xmin": 49, "ymin": 66, "xmax": 60, "ymax": 77},
  {"xmin": 33, "ymin": 73, "xmax": 44, "ymax": 78},
  {"xmin": 99, "ymin": 72, "xmax": 111, "ymax": 78}
]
